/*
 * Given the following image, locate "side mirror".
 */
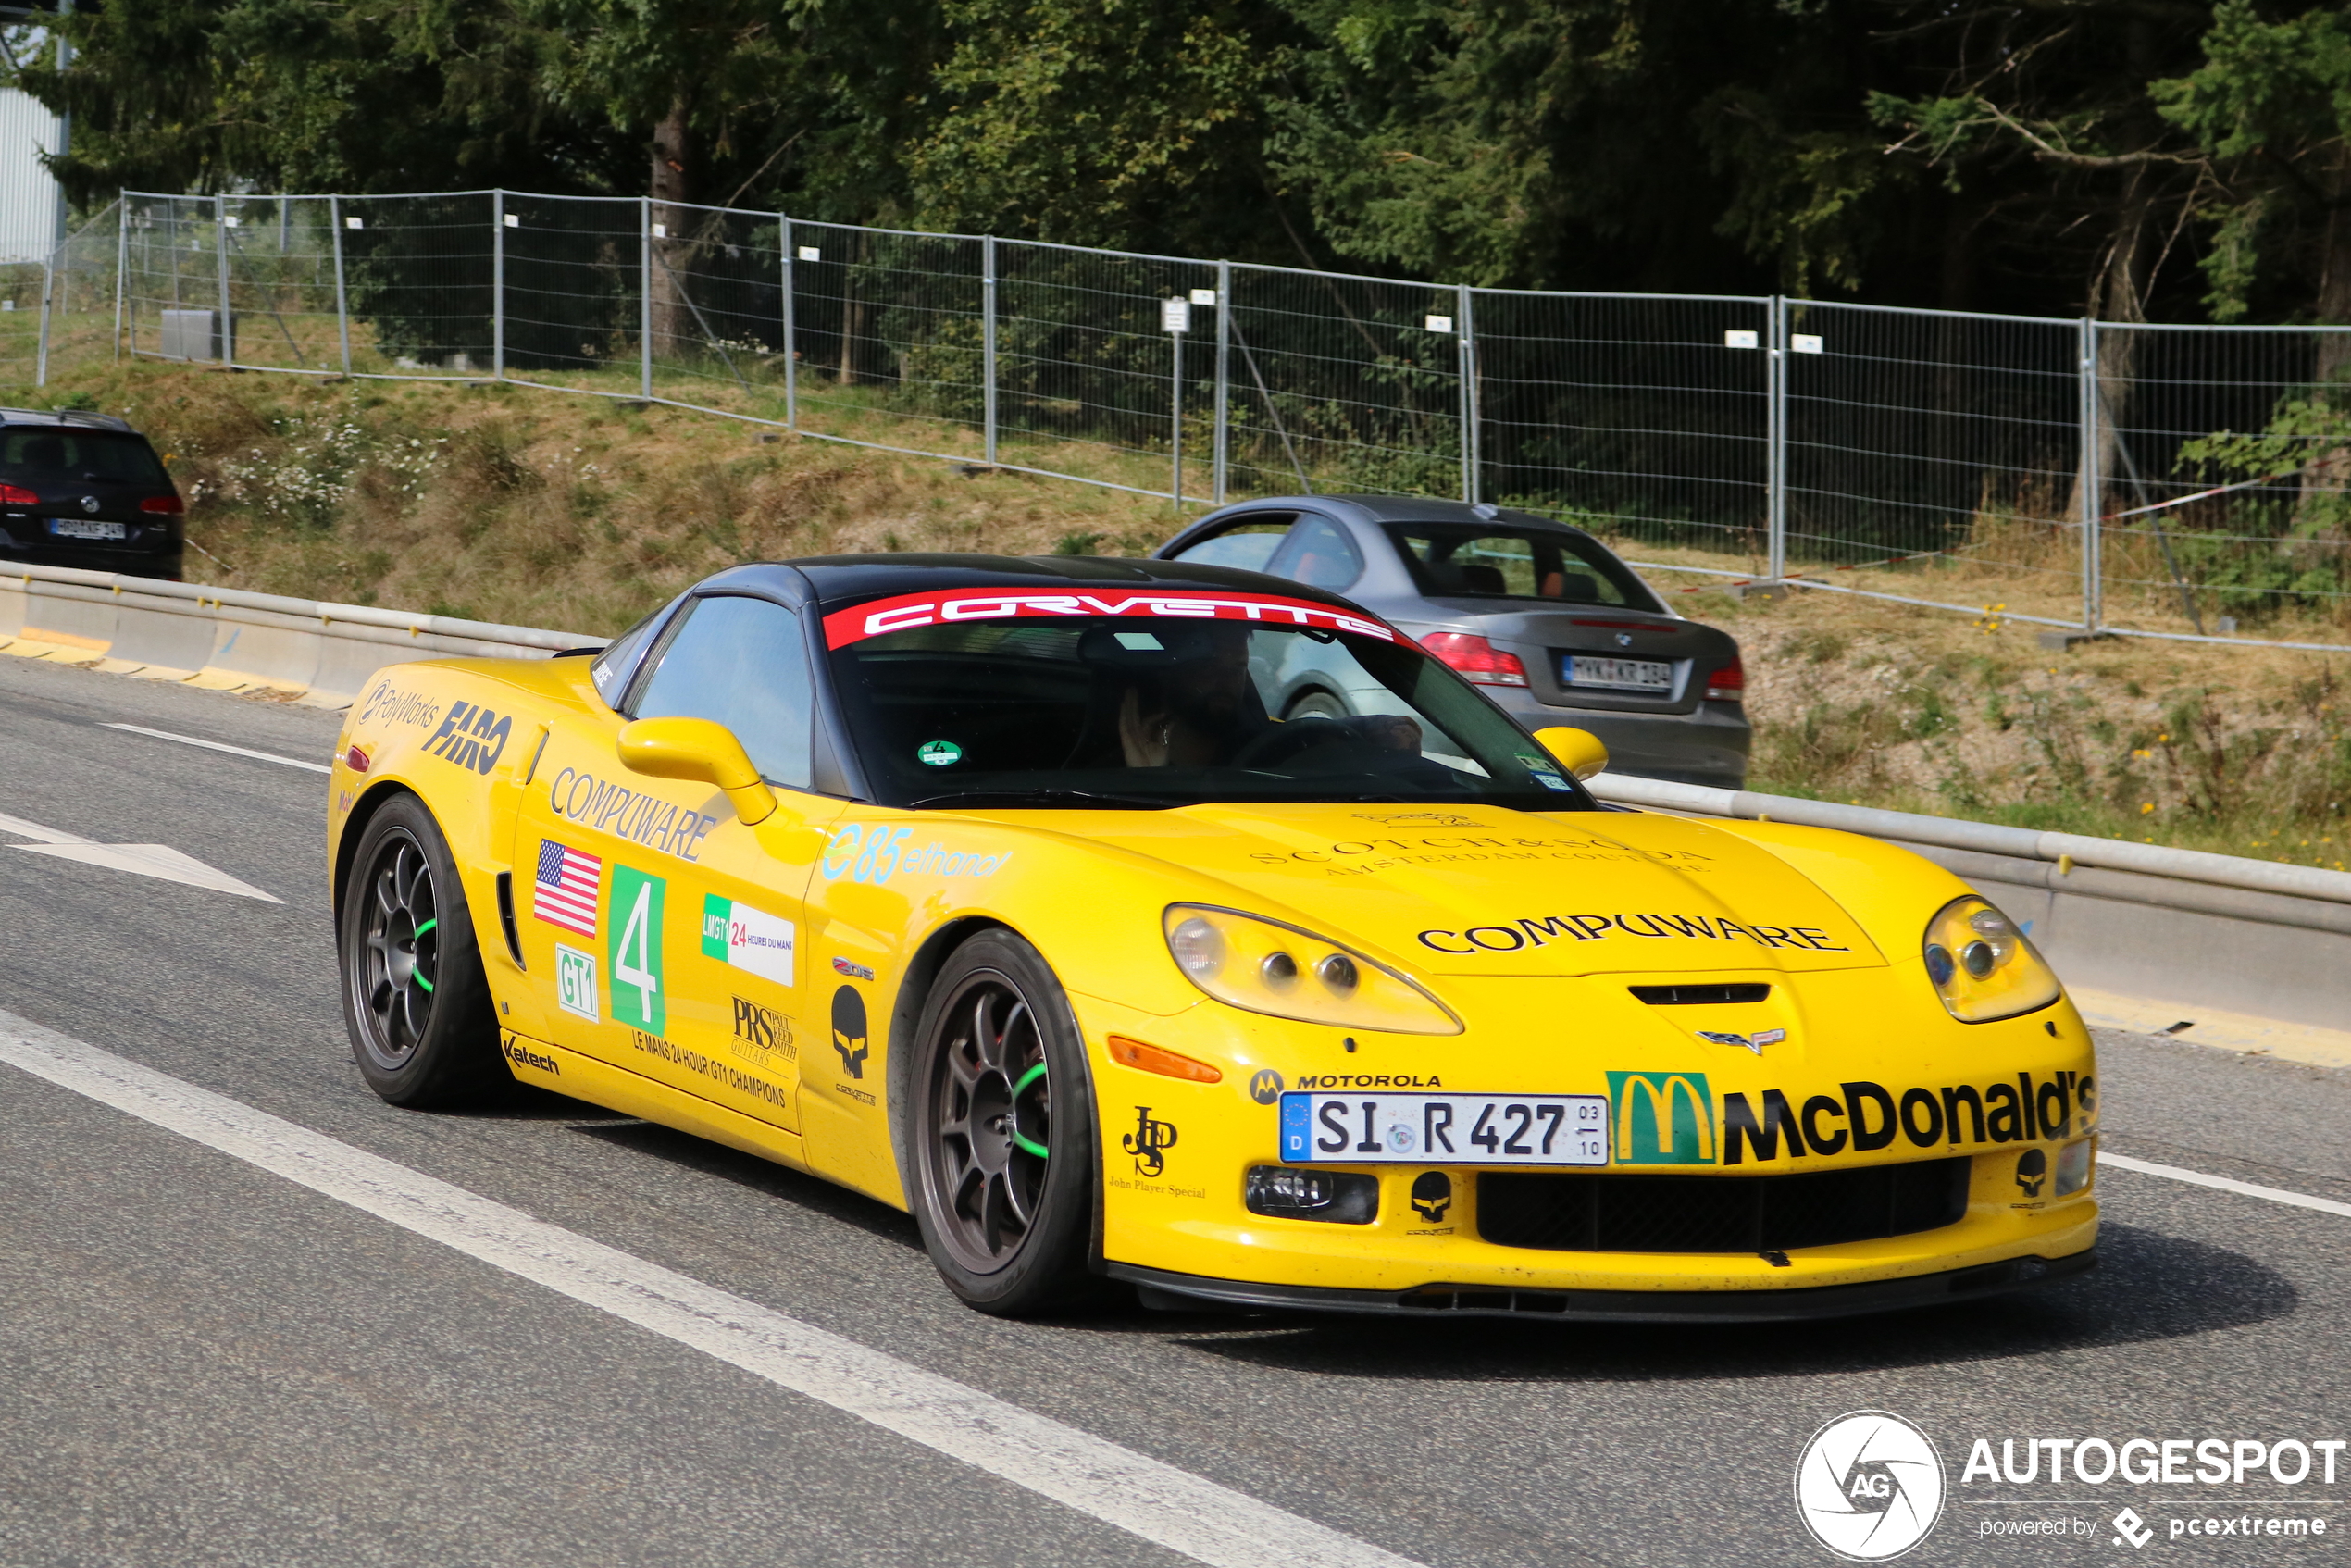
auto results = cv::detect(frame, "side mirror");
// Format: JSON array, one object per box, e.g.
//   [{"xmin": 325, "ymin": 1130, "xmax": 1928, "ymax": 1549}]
[
  {"xmin": 616, "ymin": 717, "xmax": 777, "ymax": 826},
  {"xmin": 1532, "ymin": 725, "xmax": 1609, "ymax": 781}
]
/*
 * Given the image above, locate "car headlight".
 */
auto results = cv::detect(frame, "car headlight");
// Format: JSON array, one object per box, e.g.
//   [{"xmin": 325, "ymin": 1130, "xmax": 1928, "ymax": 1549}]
[
  {"xmin": 1922, "ymin": 895, "xmax": 2062, "ymax": 1022},
  {"xmin": 1163, "ymin": 904, "xmax": 1461, "ymax": 1035}
]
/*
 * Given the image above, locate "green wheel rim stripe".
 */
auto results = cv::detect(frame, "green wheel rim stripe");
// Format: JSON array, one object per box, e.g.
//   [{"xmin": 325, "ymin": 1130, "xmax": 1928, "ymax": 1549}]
[
  {"xmin": 414, "ymin": 919, "xmax": 437, "ymax": 937},
  {"xmin": 1011, "ymin": 1061, "xmax": 1049, "ymax": 1159},
  {"xmin": 413, "ymin": 972, "xmax": 433, "ymax": 993}
]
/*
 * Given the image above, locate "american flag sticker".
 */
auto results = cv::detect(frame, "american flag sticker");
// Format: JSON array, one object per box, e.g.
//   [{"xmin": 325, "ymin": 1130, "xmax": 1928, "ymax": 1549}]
[{"xmin": 533, "ymin": 839, "xmax": 602, "ymax": 938}]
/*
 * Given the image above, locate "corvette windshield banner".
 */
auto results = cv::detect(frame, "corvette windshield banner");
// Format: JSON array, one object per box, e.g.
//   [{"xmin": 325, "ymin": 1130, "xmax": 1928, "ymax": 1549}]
[{"xmin": 821, "ymin": 588, "xmax": 1398, "ymax": 648}]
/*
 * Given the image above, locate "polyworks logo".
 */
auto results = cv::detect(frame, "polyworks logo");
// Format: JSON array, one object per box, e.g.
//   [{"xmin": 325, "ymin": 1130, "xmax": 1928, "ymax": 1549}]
[{"xmin": 1796, "ymin": 1410, "xmax": 1947, "ymax": 1561}]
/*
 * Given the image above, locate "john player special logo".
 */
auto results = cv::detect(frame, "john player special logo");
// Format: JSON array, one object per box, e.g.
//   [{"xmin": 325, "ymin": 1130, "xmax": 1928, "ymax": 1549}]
[
  {"xmin": 1795, "ymin": 1411, "xmax": 1945, "ymax": 1560},
  {"xmin": 1122, "ymin": 1108, "xmax": 1178, "ymax": 1176}
]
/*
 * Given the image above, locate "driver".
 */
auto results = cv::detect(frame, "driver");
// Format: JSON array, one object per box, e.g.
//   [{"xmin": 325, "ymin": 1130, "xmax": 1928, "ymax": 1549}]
[{"xmin": 1102, "ymin": 623, "xmax": 1422, "ymax": 769}]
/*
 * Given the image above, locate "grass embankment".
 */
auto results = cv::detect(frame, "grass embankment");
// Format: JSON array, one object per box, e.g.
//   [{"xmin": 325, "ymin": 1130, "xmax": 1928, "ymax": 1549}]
[{"xmin": 9, "ymin": 360, "xmax": 2349, "ymax": 869}]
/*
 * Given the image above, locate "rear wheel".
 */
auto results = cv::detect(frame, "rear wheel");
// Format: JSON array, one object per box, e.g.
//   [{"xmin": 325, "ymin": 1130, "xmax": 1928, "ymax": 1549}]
[
  {"xmin": 339, "ymin": 794, "xmax": 504, "ymax": 1108},
  {"xmin": 909, "ymin": 929, "xmax": 1101, "ymax": 1314},
  {"xmin": 1284, "ymin": 688, "xmax": 1350, "ymax": 722}
]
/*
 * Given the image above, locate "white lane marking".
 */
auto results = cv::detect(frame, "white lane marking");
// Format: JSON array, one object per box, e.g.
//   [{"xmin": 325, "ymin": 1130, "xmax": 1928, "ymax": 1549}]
[
  {"xmin": 2102, "ymin": 1151, "xmax": 2351, "ymax": 1219},
  {"xmin": 102, "ymin": 722, "xmax": 333, "ymax": 774},
  {"xmin": 0, "ymin": 808, "xmax": 281, "ymax": 902},
  {"xmin": 0, "ymin": 1009, "xmax": 1422, "ymax": 1568}
]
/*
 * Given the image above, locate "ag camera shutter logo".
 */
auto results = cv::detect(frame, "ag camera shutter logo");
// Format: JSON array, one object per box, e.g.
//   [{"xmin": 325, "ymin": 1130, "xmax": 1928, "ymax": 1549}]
[{"xmin": 1795, "ymin": 1410, "xmax": 1946, "ymax": 1561}]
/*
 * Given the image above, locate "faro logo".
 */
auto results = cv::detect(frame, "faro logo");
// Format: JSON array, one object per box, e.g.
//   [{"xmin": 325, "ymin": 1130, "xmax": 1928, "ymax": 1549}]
[{"xmin": 1795, "ymin": 1411, "xmax": 1946, "ymax": 1560}]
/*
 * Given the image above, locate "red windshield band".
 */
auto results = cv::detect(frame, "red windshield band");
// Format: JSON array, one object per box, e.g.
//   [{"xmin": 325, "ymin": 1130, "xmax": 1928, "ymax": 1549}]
[{"xmin": 822, "ymin": 588, "xmax": 1398, "ymax": 648}]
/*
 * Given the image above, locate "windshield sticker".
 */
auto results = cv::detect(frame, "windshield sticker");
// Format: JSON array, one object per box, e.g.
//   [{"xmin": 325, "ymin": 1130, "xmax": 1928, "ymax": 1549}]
[
  {"xmin": 916, "ymin": 739, "xmax": 964, "ymax": 767},
  {"xmin": 822, "ymin": 587, "xmax": 1397, "ymax": 647}
]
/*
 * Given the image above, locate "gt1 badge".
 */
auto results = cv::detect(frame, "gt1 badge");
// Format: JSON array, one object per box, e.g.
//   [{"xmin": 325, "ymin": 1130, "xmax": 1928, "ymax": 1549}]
[{"xmin": 1793, "ymin": 1410, "xmax": 1944, "ymax": 1561}]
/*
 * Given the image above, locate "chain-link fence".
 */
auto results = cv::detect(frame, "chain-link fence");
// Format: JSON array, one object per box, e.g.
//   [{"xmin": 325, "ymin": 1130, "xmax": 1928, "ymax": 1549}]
[{"xmin": 17, "ymin": 189, "xmax": 2351, "ymax": 653}]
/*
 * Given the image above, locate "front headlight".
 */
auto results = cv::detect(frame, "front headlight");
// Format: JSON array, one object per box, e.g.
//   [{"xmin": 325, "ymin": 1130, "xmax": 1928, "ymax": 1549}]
[
  {"xmin": 1922, "ymin": 894, "xmax": 2062, "ymax": 1022},
  {"xmin": 1163, "ymin": 904, "xmax": 1462, "ymax": 1035}
]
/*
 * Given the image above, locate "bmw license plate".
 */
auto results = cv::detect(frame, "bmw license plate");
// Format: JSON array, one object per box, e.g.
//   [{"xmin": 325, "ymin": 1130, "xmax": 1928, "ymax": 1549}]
[
  {"xmin": 49, "ymin": 518, "xmax": 125, "ymax": 541},
  {"xmin": 1280, "ymin": 1092, "xmax": 1608, "ymax": 1165},
  {"xmin": 1565, "ymin": 654, "xmax": 1672, "ymax": 692}
]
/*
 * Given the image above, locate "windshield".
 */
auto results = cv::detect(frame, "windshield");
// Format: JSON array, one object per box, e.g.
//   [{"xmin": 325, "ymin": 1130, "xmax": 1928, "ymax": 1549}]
[
  {"xmin": 1386, "ymin": 523, "xmax": 1658, "ymax": 610},
  {"xmin": 0, "ymin": 430, "xmax": 168, "ymax": 485},
  {"xmin": 824, "ymin": 589, "xmax": 1597, "ymax": 811}
]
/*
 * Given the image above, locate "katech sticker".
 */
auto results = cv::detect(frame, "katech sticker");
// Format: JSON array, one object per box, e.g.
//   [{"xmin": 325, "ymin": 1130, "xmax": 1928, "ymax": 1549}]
[
  {"xmin": 701, "ymin": 895, "xmax": 795, "ymax": 987},
  {"xmin": 823, "ymin": 588, "xmax": 1397, "ymax": 648},
  {"xmin": 606, "ymin": 865, "xmax": 665, "ymax": 1035}
]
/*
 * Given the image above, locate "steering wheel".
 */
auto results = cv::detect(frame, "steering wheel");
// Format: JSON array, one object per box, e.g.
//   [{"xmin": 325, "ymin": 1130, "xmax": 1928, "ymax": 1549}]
[{"xmin": 1231, "ymin": 715, "xmax": 1350, "ymax": 770}]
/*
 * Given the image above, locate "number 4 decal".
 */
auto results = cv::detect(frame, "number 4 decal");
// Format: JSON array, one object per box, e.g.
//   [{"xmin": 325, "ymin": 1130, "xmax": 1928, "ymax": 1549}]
[{"xmin": 607, "ymin": 865, "xmax": 665, "ymax": 1034}]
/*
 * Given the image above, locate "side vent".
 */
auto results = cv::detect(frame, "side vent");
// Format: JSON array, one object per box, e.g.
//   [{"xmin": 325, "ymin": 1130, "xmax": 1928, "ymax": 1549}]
[{"xmin": 496, "ymin": 871, "xmax": 525, "ymax": 969}]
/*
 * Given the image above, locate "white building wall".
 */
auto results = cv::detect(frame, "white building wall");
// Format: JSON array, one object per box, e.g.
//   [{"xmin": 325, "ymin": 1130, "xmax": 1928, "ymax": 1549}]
[{"xmin": 0, "ymin": 85, "xmax": 62, "ymax": 264}]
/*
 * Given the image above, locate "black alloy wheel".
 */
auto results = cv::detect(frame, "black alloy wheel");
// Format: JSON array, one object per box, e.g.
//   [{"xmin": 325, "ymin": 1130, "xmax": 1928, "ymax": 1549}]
[
  {"xmin": 909, "ymin": 930, "xmax": 1101, "ymax": 1313},
  {"xmin": 355, "ymin": 829, "xmax": 441, "ymax": 1070},
  {"xmin": 339, "ymin": 793, "xmax": 504, "ymax": 1108}
]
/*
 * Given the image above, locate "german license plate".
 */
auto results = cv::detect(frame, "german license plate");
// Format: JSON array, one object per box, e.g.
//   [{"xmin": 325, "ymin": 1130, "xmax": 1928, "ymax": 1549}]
[
  {"xmin": 1279, "ymin": 1092, "xmax": 1608, "ymax": 1165},
  {"xmin": 49, "ymin": 518, "xmax": 125, "ymax": 541},
  {"xmin": 1565, "ymin": 654, "xmax": 1672, "ymax": 691}
]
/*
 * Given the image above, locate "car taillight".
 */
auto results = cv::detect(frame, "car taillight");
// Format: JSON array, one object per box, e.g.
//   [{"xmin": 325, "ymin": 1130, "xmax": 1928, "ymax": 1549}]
[
  {"xmin": 0, "ymin": 483, "xmax": 36, "ymax": 506},
  {"xmin": 1704, "ymin": 657, "xmax": 1745, "ymax": 702},
  {"xmin": 1420, "ymin": 630, "xmax": 1528, "ymax": 687},
  {"xmin": 140, "ymin": 494, "xmax": 185, "ymax": 515}
]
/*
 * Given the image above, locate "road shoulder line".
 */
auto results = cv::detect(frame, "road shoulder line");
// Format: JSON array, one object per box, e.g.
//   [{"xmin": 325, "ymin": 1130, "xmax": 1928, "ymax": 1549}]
[
  {"xmin": 0, "ymin": 1005, "xmax": 1418, "ymax": 1568},
  {"xmin": 2101, "ymin": 1151, "xmax": 2351, "ymax": 1219}
]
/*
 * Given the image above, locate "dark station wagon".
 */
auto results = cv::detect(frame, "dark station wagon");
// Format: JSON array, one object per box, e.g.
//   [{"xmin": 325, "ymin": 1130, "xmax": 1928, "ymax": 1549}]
[
  {"xmin": 1157, "ymin": 496, "xmax": 1750, "ymax": 788},
  {"xmin": 0, "ymin": 408, "xmax": 186, "ymax": 579}
]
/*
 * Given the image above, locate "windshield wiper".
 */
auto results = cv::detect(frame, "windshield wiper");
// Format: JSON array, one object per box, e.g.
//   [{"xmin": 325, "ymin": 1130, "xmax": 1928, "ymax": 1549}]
[{"xmin": 907, "ymin": 788, "xmax": 1171, "ymax": 811}]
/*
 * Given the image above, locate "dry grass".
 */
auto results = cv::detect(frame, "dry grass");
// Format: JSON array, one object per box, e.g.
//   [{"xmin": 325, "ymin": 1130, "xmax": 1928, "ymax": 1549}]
[{"xmin": 11, "ymin": 360, "xmax": 2349, "ymax": 865}]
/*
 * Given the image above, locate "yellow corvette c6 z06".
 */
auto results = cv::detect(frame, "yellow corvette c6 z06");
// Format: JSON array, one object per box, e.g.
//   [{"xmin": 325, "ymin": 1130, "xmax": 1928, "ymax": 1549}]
[{"xmin": 327, "ymin": 554, "xmax": 2096, "ymax": 1322}]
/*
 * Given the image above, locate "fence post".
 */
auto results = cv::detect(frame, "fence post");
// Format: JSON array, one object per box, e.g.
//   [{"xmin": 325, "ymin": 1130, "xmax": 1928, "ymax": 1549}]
[
  {"xmin": 1766, "ymin": 296, "xmax": 1787, "ymax": 582},
  {"xmin": 330, "ymin": 196, "xmax": 352, "ymax": 377},
  {"xmin": 2079, "ymin": 317, "xmax": 2102, "ymax": 631},
  {"xmin": 113, "ymin": 195, "xmax": 127, "ymax": 361},
  {"xmin": 640, "ymin": 196, "xmax": 653, "ymax": 400},
  {"xmin": 215, "ymin": 193, "xmax": 233, "ymax": 367},
  {"xmin": 34, "ymin": 239, "xmax": 54, "ymax": 386},
  {"xmin": 981, "ymin": 234, "xmax": 999, "ymax": 467},
  {"xmin": 1213, "ymin": 259, "xmax": 1231, "ymax": 505},
  {"xmin": 1457, "ymin": 282, "xmax": 1479, "ymax": 504},
  {"xmin": 491, "ymin": 189, "xmax": 504, "ymax": 380},
  {"xmin": 1170, "ymin": 313, "xmax": 1184, "ymax": 505},
  {"xmin": 779, "ymin": 215, "xmax": 797, "ymax": 431}
]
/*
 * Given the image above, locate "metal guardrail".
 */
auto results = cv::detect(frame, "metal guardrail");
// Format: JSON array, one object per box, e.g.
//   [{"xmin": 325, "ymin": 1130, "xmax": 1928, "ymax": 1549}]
[{"xmin": 0, "ymin": 560, "xmax": 586, "ymax": 704}]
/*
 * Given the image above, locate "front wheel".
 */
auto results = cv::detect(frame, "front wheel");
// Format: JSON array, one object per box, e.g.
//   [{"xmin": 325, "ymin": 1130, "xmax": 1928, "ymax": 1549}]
[
  {"xmin": 338, "ymin": 793, "xmax": 505, "ymax": 1108},
  {"xmin": 908, "ymin": 929, "xmax": 1102, "ymax": 1314}
]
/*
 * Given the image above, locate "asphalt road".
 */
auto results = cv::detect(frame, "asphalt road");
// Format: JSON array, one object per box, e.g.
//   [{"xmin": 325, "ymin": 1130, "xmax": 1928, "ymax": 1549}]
[{"xmin": 1, "ymin": 652, "xmax": 2345, "ymax": 1568}]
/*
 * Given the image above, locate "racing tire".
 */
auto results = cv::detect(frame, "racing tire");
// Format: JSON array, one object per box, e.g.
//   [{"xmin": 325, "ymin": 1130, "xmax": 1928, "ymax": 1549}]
[
  {"xmin": 908, "ymin": 929, "xmax": 1104, "ymax": 1315},
  {"xmin": 1283, "ymin": 689, "xmax": 1350, "ymax": 722},
  {"xmin": 338, "ymin": 793, "xmax": 506, "ymax": 1109}
]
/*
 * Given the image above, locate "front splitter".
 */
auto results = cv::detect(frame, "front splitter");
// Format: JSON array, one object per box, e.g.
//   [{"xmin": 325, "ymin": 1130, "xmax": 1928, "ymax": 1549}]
[{"xmin": 1111, "ymin": 1248, "xmax": 2096, "ymax": 1323}]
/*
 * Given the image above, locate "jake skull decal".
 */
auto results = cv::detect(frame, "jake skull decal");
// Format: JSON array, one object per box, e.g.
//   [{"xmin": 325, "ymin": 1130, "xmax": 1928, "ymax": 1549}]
[{"xmin": 831, "ymin": 984, "xmax": 869, "ymax": 1079}]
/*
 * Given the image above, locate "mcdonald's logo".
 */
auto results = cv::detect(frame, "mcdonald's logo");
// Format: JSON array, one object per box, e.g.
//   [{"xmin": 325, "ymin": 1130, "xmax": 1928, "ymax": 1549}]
[{"xmin": 1606, "ymin": 1071, "xmax": 1717, "ymax": 1164}]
